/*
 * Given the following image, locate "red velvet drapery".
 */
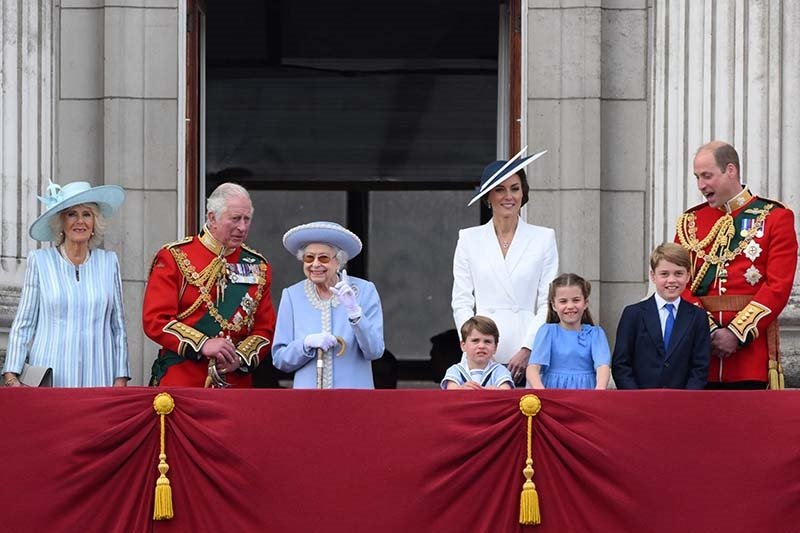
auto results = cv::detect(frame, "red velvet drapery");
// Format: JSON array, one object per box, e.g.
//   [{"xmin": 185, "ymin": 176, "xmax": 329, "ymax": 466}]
[{"xmin": 1, "ymin": 389, "xmax": 799, "ymax": 532}]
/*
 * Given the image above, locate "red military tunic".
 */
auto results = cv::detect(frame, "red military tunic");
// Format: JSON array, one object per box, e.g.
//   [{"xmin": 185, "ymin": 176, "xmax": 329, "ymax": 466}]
[
  {"xmin": 143, "ymin": 229, "xmax": 276, "ymax": 387},
  {"xmin": 676, "ymin": 188, "xmax": 797, "ymax": 383}
]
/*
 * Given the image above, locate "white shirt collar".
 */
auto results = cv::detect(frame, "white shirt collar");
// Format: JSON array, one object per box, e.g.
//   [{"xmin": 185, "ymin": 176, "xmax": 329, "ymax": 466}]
[{"xmin": 653, "ymin": 292, "xmax": 680, "ymax": 312}]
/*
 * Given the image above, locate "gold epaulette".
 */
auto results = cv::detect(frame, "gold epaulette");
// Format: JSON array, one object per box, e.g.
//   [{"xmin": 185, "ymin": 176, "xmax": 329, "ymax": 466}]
[
  {"xmin": 683, "ymin": 202, "xmax": 706, "ymax": 214},
  {"xmin": 147, "ymin": 237, "xmax": 195, "ymax": 278},
  {"xmin": 241, "ymin": 243, "xmax": 269, "ymax": 264},
  {"xmin": 758, "ymin": 196, "xmax": 788, "ymax": 210},
  {"xmin": 162, "ymin": 236, "xmax": 195, "ymax": 250}
]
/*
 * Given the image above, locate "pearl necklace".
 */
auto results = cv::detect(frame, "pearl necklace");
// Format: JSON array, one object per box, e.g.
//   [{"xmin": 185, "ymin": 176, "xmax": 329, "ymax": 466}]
[{"xmin": 59, "ymin": 245, "xmax": 90, "ymax": 281}]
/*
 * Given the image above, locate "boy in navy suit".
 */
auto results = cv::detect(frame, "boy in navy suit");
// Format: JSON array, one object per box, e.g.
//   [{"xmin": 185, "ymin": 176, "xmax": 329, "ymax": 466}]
[{"xmin": 612, "ymin": 243, "xmax": 710, "ymax": 389}]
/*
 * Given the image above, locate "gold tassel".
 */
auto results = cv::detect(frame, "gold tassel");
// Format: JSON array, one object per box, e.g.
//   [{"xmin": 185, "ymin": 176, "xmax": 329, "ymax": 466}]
[
  {"xmin": 153, "ymin": 392, "xmax": 175, "ymax": 520},
  {"xmin": 768, "ymin": 360, "xmax": 780, "ymax": 390},
  {"xmin": 519, "ymin": 394, "xmax": 542, "ymax": 526}
]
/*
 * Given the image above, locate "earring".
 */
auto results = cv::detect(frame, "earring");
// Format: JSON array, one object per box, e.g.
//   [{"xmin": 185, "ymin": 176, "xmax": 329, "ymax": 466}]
[
  {"xmin": 60, "ymin": 231, "xmax": 64, "ymax": 237},
  {"xmin": 91, "ymin": 231, "xmax": 95, "ymax": 236}
]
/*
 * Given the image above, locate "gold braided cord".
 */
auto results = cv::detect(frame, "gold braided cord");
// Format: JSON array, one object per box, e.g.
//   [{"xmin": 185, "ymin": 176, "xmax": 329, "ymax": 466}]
[
  {"xmin": 676, "ymin": 206, "xmax": 772, "ymax": 293},
  {"xmin": 518, "ymin": 394, "xmax": 542, "ymax": 525},
  {"xmin": 152, "ymin": 393, "xmax": 175, "ymax": 520},
  {"xmin": 169, "ymin": 247, "xmax": 267, "ymax": 333}
]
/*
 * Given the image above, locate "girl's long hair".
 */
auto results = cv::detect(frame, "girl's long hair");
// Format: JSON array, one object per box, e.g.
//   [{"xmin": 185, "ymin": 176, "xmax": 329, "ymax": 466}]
[{"xmin": 546, "ymin": 273, "xmax": 595, "ymax": 325}]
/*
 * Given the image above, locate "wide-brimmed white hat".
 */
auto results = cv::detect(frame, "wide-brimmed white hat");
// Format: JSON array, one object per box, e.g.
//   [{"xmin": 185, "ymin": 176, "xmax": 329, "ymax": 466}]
[
  {"xmin": 467, "ymin": 146, "xmax": 548, "ymax": 207},
  {"xmin": 29, "ymin": 180, "xmax": 125, "ymax": 241},
  {"xmin": 282, "ymin": 221, "xmax": 362, "ymax": 259}
]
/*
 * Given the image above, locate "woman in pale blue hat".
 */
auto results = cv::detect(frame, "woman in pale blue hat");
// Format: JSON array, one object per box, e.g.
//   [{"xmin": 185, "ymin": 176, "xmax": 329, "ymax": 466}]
[
  {"xmin": 452, "ymin": 148, "xmax": 559, "ymax": 386},
  {"xmin": 272, "ymin": 222, "xmax": 385, "ymax": 388},
  {"xmin": 2, "ymin": 181, "xmax": 130, "ymax": 387}
]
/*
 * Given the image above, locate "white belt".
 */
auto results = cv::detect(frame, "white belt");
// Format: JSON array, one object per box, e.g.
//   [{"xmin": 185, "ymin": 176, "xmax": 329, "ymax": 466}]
[{"xmin": 480, "ymin": 305, "xmax": 532, "ymax": 314}]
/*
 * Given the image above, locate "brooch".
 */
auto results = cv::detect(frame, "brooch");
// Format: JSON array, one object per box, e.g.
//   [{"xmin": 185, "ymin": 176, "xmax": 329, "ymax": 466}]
[{"xmin": 744, "ymin": 265, "xmax": 762, "ymax": 286}]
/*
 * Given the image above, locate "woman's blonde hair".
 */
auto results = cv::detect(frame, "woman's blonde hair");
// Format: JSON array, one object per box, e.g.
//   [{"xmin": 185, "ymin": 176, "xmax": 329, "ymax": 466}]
[{"xmin": 49, "ymin": 203, "xmax": 107, "ymax": 248}]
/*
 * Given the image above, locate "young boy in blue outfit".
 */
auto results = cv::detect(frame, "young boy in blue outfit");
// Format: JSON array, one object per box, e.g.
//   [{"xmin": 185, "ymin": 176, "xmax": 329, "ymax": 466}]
[
  {"xmin": 441, "ymin": 316, "xmax": 514, "ymax": 390},
  {"xmin": 612, "ymin": 243, "xmax": 710, "ymax": 389}
]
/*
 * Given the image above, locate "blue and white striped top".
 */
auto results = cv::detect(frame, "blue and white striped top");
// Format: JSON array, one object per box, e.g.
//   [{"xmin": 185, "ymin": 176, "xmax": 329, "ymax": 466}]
[{"xmin": 3, "ymin": 247, "xmax": 130, "ymax": 387}]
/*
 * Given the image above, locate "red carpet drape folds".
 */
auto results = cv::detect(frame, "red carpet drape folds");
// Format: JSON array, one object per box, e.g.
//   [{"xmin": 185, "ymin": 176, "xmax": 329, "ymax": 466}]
[{"xmin": 2, "ymin": 389, "xmax": 800, "ymax": 532}]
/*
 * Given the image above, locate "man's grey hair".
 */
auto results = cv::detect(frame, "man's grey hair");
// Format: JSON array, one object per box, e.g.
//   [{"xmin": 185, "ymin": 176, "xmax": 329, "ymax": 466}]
[{"xmin": 206, "ymin": 182, "xmax": 253, "ymax": 219}]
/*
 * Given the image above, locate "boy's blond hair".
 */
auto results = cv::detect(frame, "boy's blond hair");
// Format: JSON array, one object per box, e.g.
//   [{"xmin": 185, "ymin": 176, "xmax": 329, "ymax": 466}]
[{"xmin": 650, "ymin": 242, "xmax": 691, "ymax": 272}]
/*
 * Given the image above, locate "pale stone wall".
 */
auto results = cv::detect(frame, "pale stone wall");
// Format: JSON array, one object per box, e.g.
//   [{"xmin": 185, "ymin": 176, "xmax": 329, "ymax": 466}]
[
  {"xmin": 0, "ymin": 0, "xmax": 55, "ymax": 370},
  {"xmin": 524, "ymin": 0, "xmax": 650, "ymax": 348},
  {"xmin": 649, "ymin": 1, "xmax": 800, "ymax": 384},
  {"xmin": 2, "ymin": 0, "xmax": 798, "ymax": 386},
  {"xmin": 522, "ymin": 0, "xmax": 800, "ymax": 385},
  {"xmin": 0, "ymin": 1, "xmax": 181, "ymax": 384}
]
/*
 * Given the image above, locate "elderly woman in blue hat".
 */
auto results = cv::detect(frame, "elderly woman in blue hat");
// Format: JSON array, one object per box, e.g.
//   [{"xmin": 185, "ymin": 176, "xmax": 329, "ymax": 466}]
[
  {"xmin": 272, "ymin": 222, "xmax": 385, "ymax": 388},
  {"xmin": 452, "ymin": 148, "xmax": 559, "ymax": 385},
  {"xmin": 2, "ymin": 181, "xmax": 130, "ymax": 387}
]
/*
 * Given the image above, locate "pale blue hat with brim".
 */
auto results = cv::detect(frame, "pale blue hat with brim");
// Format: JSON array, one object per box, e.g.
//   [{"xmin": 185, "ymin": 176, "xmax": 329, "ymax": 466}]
[
  {"xmin": 282, "ymin": 221, "xmax": 363, "ymax": 259},
  {"xmin": 29, "ymin": 180, "xmax": 125, "ymax": 241}
]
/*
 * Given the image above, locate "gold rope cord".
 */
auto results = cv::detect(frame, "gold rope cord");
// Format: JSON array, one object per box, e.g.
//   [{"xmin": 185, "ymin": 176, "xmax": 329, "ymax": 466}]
[
  {"xmin": 170, "ymin": 248, "xmax": 267, "ymax": 333},
  {"xmin": 519, "ymin": 394, "xmax": 542, "ymax": 525},
  {"xmin": 676, "ymin": 206, "xmax": 772, "ymax": 293},
  {"xmin": 153, "ymin": 393, "xmax": 175, "ymax": 520}
]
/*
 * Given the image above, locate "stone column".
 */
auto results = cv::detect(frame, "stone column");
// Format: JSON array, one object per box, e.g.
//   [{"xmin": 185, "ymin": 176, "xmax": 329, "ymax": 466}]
[
  {"xmin": 525, "ymin": 1, "xmax": 650, "ymax": 339},
  {"xmin": 0, "ymin": 0, "xmax": 54, "ymax": 366},
  {"xmin": 650, "ymin": 0, "xmax": 800, "ymax": 384}
]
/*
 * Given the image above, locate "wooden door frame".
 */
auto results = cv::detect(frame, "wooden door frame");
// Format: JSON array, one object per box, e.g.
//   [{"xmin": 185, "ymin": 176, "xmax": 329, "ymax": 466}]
[
  {"xmin": 185, "ymin": 0, "xmax": 205, "ymax": 236},
  {"xmin": 508, "ymin": 0, "xmax": 522, "ymax": 156}
]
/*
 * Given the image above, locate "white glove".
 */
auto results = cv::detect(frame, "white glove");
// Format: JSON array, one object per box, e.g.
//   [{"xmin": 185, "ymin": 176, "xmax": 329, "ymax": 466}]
[
  {"xmin": 330, "ymin": 269, "xmax": 362, "ymax": 321},
  {"xmin": 303, "ymin": 333, "xmax": 338, "ymax": 353}
]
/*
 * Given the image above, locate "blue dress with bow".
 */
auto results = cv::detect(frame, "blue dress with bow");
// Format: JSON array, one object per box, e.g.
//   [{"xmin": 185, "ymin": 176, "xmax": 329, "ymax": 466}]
[{"xmin": 529, "ymin": 323, "xmax": 610, "ymax": 389}]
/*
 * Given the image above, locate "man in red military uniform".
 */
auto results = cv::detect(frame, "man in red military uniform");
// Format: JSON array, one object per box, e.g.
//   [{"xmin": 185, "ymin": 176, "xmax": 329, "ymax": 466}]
[
  {"xmin": 143, "ymin": 182, "xmax": 276, "ymax": 387},
  {"xmin": 675, "ymin": 141, "xmax": 798, "ymax": 389}
]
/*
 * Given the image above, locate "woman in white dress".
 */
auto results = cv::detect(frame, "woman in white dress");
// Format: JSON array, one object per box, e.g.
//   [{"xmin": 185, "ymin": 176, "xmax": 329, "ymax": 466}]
[
  {"xmin": 2, "ymin": 181, "xmax": 129, "ymax": 387},
  {"xmin": 452, "ymin": 149, "xmax": 558, "ymax": 385}
]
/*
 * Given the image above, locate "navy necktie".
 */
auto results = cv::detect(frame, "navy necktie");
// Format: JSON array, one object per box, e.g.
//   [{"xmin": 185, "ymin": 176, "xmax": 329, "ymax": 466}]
[{"xmin": 663, "ymin": 303, "xmax": 675, "ymax": 350}]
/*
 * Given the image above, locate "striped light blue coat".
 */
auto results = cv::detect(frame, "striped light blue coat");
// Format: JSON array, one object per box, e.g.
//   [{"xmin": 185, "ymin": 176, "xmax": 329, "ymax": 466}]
[{"xmin": 3, "ymin": 247, "xmax": 130, "ymax": 387}]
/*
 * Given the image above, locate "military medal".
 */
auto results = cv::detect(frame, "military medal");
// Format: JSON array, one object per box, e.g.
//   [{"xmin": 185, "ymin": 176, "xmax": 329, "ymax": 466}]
[
  {"xmin": 744, "ymin": 265, "xmax": 762, "ymax": 286},
  {"xmin": 739, "ymin": 218, "xmax": 754, "ymax": 238},
  {"xmin": 743, "ymin": 241, "xmax": 762, "ymax": 262},
  {"xmin": 227, "ymin": 262, "xmax": 259, "ymax": 284}
]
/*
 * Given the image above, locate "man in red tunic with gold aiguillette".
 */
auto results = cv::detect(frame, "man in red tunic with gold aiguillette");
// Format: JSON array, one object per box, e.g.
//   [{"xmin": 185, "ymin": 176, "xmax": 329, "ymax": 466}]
[
  {"xmin": 676, "ymin": 141, "xmax": 798, "ymax": 389},
  {"xmin": 143, "ymin": 182, "xmax": 276, "ymax": 387}
]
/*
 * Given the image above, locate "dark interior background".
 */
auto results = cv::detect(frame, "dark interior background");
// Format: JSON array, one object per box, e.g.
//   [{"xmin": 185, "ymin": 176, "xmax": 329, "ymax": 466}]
[{"xmin": 204, "ymin": 0, "xmax": 500, "ymax": 385}]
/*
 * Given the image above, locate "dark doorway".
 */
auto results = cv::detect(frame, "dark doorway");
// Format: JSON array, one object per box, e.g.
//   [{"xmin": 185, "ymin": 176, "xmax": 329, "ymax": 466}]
[{"xmin": 204, "ymin": 0, "xmax": 502, "ymax": 384}]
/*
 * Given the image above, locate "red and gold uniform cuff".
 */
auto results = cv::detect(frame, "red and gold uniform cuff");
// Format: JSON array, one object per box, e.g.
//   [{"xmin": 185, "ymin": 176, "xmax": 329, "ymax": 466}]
[{"xmin": 162, "ymin": 320, "xmax": 209, "ymax": 360}]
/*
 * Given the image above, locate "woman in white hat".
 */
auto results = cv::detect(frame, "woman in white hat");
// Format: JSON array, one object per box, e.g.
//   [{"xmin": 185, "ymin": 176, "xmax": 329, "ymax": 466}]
[
  {"xmin": 2, "ymin": 181, "xmax": 130, "ymax": 387},
  {"xmin": 452, "ymin": 148, "xmax": 559, "ymax": 385},
  {"xmin": 272, "ymin": 221, "xmax": 385, "ymax": 388}
]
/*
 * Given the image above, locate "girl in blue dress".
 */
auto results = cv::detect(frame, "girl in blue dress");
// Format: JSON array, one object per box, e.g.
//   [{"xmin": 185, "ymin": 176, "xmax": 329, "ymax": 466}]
[{"xmin": 526, "ymin": 273, "xmax": 611, "ymax": 389}]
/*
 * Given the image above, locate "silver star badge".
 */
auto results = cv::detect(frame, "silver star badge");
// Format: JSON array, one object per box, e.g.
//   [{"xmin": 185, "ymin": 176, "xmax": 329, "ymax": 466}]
[
  {"xmin": 743, "ymin": 241, "xmax": 762, "ymax": 262},
  {"xmin": 744, "ymin": 265, "xmax": 762, "ymax": 286}
]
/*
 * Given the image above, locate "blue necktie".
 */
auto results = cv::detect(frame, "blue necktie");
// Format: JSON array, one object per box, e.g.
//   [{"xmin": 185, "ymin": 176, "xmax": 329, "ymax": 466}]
[{"xmin": 663, "ymin": 303, "xmax": 675, "ymax": 350}]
